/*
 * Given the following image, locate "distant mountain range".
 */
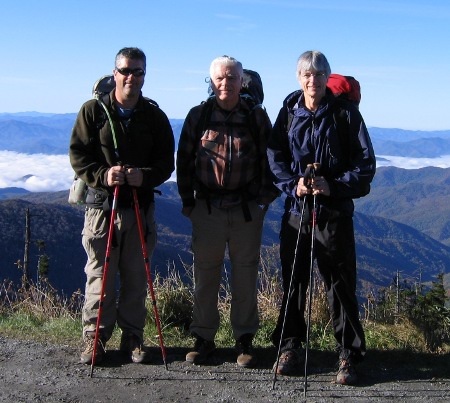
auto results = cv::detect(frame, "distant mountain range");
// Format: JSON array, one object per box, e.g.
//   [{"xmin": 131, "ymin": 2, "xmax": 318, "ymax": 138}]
[
  {"xmin": 0, "ymin": 112, "xmax": 449, "ymax": 302},
  {"xmin": 0, "ymin": 112, "xmax": 184, "ymax": 155},
  {"xmin": 1, "ymin": 167, "xmax": 449, "ymax": 302},
  {"xmin": 1, "ymin": 112, "xmax": 450, "ymax": 157}
]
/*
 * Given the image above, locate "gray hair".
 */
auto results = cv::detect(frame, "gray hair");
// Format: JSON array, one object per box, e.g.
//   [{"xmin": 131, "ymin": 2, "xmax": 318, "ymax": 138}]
[
  {"xmin": 209, "ymin": 55, "xmax": 243, "ymax": 79},
  {"xmin": 296, "ymin": 50, "xmax": 331, "ymax": 80}
]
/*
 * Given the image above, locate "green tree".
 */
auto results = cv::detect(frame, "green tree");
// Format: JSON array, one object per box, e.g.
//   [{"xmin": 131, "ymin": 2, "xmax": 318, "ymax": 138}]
[
  {"xmin": 36, "ymin": 240, "xmax": 49, "ymax": 281},
  {"xmin": 411, "ymin": 273, "xmax": 450, "ymax": 351}
]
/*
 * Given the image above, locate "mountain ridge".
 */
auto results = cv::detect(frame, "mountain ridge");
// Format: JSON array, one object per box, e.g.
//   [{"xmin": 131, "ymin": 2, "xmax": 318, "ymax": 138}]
[
  {"xmin": 1, "ymin": 112, "xmax": 450, "ymax": 158},
  {"xmin": 1, "ymin": 178, "xmax": 448, "ymax": 300}
]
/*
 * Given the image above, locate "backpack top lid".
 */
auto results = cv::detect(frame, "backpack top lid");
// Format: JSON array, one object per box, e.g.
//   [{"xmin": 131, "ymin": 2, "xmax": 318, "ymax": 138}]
[
  {"xmin": 92, "ymin": 75, "xmax": 115, "ymax": 100},
  {"xmin": 326, "ymin": 73, "xmax": 361, "ymax": 107},
  {"xmin": 207, "ymin": 69, "xmax": 264, "ymax": 106}
]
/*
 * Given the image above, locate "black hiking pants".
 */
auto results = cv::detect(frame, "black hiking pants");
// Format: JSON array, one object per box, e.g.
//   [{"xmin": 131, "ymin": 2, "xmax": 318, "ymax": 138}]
[{"xmin": 271, "ymin": 206, "xmax": 366, "ymax": 360}]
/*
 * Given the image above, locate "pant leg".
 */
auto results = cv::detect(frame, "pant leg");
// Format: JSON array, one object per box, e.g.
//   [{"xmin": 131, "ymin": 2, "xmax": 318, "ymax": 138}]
[
  {"xmin": 81, "ymin": 207, "xmax": 119, "ymax": 340},
  {"xmin": 117, "ymin": 205, "xmax": 156, "ymax": 340},
  {"xmin": 228, "ymin": 200, "xmax": 265, "ymax": 340},
  {"xmin": 189, "ymin": 200, "xmax": 227, "ymax": 341},
  {"xmin": 271, "ymin": 210, "xmax": 311, "ymax": 349},
  {"xmin": 315, "ymin": 212, "xmax": 366, "ymax": 359}
]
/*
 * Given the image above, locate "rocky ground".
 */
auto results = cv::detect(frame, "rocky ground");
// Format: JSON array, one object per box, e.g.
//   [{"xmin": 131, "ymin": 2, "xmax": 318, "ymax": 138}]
[{"xmin": 0, "ymin": 336, "xmax": 449, "ymax": 402}]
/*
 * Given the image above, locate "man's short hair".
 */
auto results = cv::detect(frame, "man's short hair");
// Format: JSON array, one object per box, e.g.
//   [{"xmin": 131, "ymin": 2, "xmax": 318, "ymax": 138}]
[{"xmin": 115, "ymin": 47, "xmax": 146, "ymax": 69}]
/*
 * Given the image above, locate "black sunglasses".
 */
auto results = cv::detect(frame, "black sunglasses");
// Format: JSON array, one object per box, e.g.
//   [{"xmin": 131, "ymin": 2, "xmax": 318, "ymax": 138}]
[{"xmin": 116, "ymin": 67, "xmax": 145, "ymax": 77}]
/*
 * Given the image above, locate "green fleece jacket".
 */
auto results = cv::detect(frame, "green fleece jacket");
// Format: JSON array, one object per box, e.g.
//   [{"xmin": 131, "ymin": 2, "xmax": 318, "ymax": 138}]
[{"xmin": 69, "ymin": 91, "xmax": 175, "ymax": 208}]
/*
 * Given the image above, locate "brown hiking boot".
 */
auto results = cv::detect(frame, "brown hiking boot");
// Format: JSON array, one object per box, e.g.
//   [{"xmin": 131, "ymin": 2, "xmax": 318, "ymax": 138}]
[
  {"xmin": 235, "ymin": 333, "xmax": 257, "ymax": 368},
  {"xmin": 80, "ymin": 335, "xmax": 106, "ymax": 365},
  {"xmin": 273, "ymin": 349, "xmax": 302, "ymax": 375},
  {"xmin": 336, "ymin": 358, "xmax": 358, "ymax": 385},
  {"xmin": 120, "ymin": 334, "xmax": 151, "ymax": 364},
  {"xmin": 185, "ymin": 336, "xmax": 216, "ymax": 365}
]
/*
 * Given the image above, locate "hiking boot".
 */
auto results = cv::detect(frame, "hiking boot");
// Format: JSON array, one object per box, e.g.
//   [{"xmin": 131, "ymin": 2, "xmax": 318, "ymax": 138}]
[
  {"xmin": 273, "ymin": 349, "xmax": 302, "ymax": 375},
  {"xmin": 120, "ymin": 334, "xmax": 151, "ymax": 364},
  {"xmin": 80, "ymin": 335, "xmax": 106, "ymax": 365},
  {"xmin": 336, "ymin": 358, "xmax": 358, "ymax": 385},
  {"xmin": 235, "ymin": 333, "xmax": 257, "ymax": 368},
  {"xmin": 185, "ymin": 336, "xmax": 216, "ymax": 365}
]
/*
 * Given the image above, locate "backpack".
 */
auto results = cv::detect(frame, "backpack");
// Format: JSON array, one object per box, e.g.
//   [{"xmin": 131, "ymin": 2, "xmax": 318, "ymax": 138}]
[{"xmin": 326, "ymin": 73, "xmax": 361, "ymax": 108}]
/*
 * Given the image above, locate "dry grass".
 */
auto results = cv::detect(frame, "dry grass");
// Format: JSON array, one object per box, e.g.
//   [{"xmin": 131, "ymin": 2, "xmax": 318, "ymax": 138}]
[{"xmin": 1, "ymin": 253, "xmax": 449, "ymax": 354}]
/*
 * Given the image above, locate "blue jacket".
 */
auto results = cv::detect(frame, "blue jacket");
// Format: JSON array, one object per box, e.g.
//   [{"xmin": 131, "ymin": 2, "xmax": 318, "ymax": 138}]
[{"xmin": 267, "ymin": 89, "xmax": 376, "ymax": 217}]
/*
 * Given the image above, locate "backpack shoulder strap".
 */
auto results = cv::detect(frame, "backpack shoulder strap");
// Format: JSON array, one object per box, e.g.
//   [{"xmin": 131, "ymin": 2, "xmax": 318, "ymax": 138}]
[
  {"xmin": 285, "ymin": 90, "xmax": 303, "ymax": 135},
  {"xmin": 97, "ymin": 95, "xmax": 120, "ymax": 162},
  {"xmin": 195, "ymin": 98, "xmax": 215, "ymax": 144}
]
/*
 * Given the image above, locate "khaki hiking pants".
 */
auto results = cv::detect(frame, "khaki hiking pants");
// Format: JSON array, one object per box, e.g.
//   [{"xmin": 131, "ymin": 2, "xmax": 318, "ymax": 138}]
[
  {"xmin": 188, "ymin": 199, "xmax": 266, "ymax": 341},
  {"xmin": 81, "ymin": 204, "xmax": 156, "ymax": 341}
]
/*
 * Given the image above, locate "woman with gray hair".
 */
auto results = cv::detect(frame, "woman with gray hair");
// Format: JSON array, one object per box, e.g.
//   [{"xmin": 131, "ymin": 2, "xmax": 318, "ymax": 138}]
[{"xmin": 267, "ymin": 50, "xmax": 375, "ymax": 385}]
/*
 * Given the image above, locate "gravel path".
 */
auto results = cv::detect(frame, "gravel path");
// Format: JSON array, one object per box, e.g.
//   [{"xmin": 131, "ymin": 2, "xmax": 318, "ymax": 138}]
[{"xmin": 0, "ymin": 336, "xmax": 449, "ymax": 402}]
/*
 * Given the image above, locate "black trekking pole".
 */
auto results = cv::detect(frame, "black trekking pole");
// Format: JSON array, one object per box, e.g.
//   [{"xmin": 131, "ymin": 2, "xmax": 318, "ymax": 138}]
[
  {"xmin": 272, "ymin": 167, "xmax": 312, "ymax": 390},
  {"xmin": 303, "ymin": 162, "xmax": 320, "ymax": 397},
  {"xmin": 90, "ymin": 184, "xmax": 120, "ymax": 378},
  {"xmin": 132, "ymin": 187, "xmax": 168, "ymax": 370}
]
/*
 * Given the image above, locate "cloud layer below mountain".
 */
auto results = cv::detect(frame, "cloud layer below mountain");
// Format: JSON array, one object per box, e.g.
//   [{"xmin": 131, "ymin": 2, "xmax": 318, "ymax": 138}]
[
  {"xmin": 1, "ymin": 150, "xmax": 450, "ymax": 193},
  {"xmin": 0, "ymin": 151, "xmax": 177, "ymax": 192}
]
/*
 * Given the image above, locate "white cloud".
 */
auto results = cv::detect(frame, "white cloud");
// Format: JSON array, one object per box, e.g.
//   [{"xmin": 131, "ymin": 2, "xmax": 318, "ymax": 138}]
[
  {"xmin": 0, "ymin": 151, "xmax": 73, "ymax": 192},
  {"xmin": 0, "ymin": 151, "xmax": 176, "ymax": 193},
  {"xmin": 0, "ymin": 151, "xmax": 448, "ymax": 193},
  {"xmin": 377, "ymin": 155, "xmax": 450, "ymax": 169}
]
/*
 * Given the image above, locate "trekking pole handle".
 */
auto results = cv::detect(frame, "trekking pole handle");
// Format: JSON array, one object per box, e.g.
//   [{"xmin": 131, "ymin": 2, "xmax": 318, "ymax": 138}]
[{"xmin": 304, "ymin": 162, "xmax": 321, "ymax": 189}]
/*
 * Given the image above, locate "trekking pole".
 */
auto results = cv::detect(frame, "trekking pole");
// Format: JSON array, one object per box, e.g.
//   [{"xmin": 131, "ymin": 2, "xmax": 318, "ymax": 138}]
[
  {"xmin": 90, "ymin": 184, "xmax": 120, "ymax": 378},
  {"xmin": 304, "ymin": 162, "xmax": 320, "ymax": 397},
  {"xmin": 132, "ymin": 187, "xmax": 168, "ymax": 370},
  {"xmin": 272, "ymin": 170, "xmax": 311, "ymax": 390}
]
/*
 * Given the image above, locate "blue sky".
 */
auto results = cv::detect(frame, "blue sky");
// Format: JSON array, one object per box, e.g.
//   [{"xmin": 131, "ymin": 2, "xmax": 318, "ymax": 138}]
[{"xmin": 1, "ymin": 0, "xmax": 450, "ymax": 130}]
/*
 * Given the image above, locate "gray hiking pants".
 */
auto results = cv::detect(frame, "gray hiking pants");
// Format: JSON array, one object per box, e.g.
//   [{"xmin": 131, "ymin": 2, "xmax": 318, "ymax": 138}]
[{"xmin": 188, "ymin": 199, "xmax": 266, "ymax": 341}]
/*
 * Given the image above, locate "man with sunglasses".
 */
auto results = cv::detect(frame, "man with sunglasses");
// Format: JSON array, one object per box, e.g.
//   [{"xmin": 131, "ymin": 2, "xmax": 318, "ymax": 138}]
[{"xmin": 69, "ymin": 47, "xmax": 174, "ymax": 366}]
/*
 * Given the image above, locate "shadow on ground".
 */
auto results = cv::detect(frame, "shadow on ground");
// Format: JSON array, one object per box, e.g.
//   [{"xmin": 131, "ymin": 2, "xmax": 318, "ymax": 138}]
[{"xmin": 101, "ymin": 345, "xmax": 450, "ymax": 384}]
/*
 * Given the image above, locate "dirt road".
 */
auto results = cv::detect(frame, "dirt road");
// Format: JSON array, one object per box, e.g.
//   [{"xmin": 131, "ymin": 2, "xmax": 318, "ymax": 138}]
[{"xmin": 0, "ymin": 336, "xmax": 449, "ymax": 402}]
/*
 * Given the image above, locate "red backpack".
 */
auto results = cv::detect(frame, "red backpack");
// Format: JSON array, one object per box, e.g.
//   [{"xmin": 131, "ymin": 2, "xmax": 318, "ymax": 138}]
[{"xmin": 326, "ymin": 74, "xmax": 361, "ymax": 108}]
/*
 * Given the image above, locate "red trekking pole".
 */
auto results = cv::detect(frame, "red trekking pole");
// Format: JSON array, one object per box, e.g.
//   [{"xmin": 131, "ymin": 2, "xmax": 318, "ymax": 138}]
[
  {"xmin": 132, "ymin": 187, "xmax": 168, "ymax": 369},
  {"xmin": 90, "ymin": 184, "xmax": 120, "ymax": 377}
]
